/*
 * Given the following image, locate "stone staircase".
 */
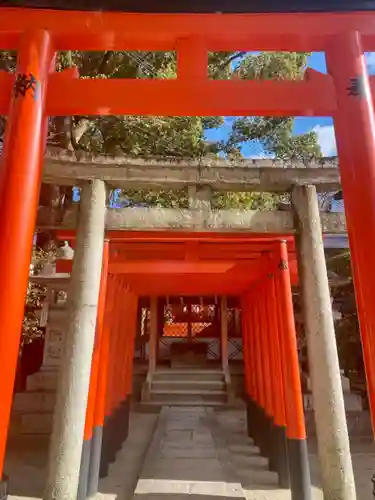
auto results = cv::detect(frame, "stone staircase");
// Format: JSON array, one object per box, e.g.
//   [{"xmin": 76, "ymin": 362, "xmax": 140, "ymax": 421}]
[
  {"xmin": 212, "ymin": 411, "xmax": 280, "ymax": 492},
  {"xmin": 11, "ymin": 385, "xmax": 55, "ymax": 435},
  {"xmin": 10, "ymin": 274, "xmax": 68, "ymax": 438},
  {"xmin": 144, "ymin": 368, "xmax": 228, "ymax": 406}
]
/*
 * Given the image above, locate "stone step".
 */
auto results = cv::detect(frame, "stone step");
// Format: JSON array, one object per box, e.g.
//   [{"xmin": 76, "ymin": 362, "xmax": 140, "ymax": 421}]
[
  {"xmin": 7, "ymin": 430, "xmax": 50, "ymax": 449},
  {"xmin": 236, "ymin": 467, "xmax": 279, "ymax": 488},
  {"xmin": 26, "ymin": 370, "xmax": 58, "ymax": 391},
  {"xmin": 228, "ymin": 443, "xmax": 261, "ymax": 455},
  {"xmin": 150, "ymin": 389, "xmax": 227, "ymax": 404},
  {"xmin": 153, "ymin": 369, "xmax": 225, "ymax": 383},
  {"xmin": 230, "ymin": 453, "xmax": 269, "ymax": 469},
  {"xmin": 223, "ymin": 435, "xmax": 255, "ymax": 446},
  {"xmin": 13, "ymin": 391, "xmax": 56, "ymax": 413},
  {"xmin": 14, "ymin": 412, "xmax": 53, "ymax": 435},
  {"xmin": 135, "ymin": 401, "xmax": 240, "ymax": 411},
  {"xmin": 152, "ymin": 380, "xmax": 225, "ymax": 392}
]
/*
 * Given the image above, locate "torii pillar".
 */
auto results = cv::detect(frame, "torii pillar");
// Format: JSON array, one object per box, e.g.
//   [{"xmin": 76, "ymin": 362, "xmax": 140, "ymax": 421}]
[
  {"xmin": 292, "ymin": 185, "xmax": 356, "ymax": 500},
  {"xmin": 44, "ymin": 180, "xmax": 106, "ymax": 500},
  {"xmin": 326, "ymin": 31, "xmax": 375, "ymax": 436},
  {"xmin": 0, "ymin": 29, "xmax": 53, "ymax": 493}
]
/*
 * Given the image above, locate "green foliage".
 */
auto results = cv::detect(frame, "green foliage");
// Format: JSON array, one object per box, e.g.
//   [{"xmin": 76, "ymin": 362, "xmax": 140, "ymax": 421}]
[
  {"xmin": 235, "ymin": 51, "xmax": 309, "ymax": 80},
  {"xmin": 51, "ymin": 50, "xmax": 322, "ymax": 162},
  {"xmin": 212, "ymin": 191, "xmax": 283, "ymax": 210},
  {"xmin": 55, "ymin": 50, "xmax": 322, "ymax": 208},
  {"xmin": 1, "ymin": 50, "xmax": 322, "ymax": 208},
  {"xmin": 22, "ymin": 282, "xmax": 46, "ymax": 349}
]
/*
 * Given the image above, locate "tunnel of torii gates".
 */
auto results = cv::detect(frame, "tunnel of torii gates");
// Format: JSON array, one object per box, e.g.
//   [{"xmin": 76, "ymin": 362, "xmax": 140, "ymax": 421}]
[{"xmin": 1, "ymin": 3, "xmax": 375, "ymax": 500}]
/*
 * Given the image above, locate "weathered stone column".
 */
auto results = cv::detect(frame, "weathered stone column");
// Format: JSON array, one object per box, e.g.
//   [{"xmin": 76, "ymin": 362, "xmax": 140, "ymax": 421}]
[
  {"xmin": 44, "ymin": 180, "xmax": 106, "ymax": 500},
  {"xmin": 188, "ymin": 185, "xmax": 212, "ymax": 210},
  {"xmin": 234, "ymin": 308, "xmax": 241, "ymax": 337},
  {"xmin": 220, "ymin": 296, "xmax": 229, "ymax": 372},
  {"xmin": 220, "ymin": 296, "xmax": 233, "ymax": 401},
  {"xmin": 148, "ymin": 297, "xmax": 158, "ymax": 375},
  {"xmin": 292, "ymin": 185, "xmax": 356, "ymax": 500}
]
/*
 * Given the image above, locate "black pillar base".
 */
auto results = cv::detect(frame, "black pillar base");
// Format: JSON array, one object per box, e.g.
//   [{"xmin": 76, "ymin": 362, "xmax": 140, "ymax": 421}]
[
  {"xmin": 108, "ymin": 409, "xmax": 120, "ymax": 463},
  {"xmin": 252, "ymin": 405, "xmax": 271, "ymax": 456},
  {"xmin": 119, "ymin": 398, "xmax": 130, "ymax": 442},
  {"xmin": 111, "ymin": 398, "xmax": 130, "ymax": 457},
  {"xmin": 287, "ymin": 437, "xmax": 311, "ymax": 500},
  {"xmin": 87, "ymin": 425, "xmax": 103, "ymax": 497},
  {"xmin": 269, "ymin": 425, "xmax": 289, "ymax": 488},
  {"xmin": 260, "ymin": 414, "xmax": 273, "ymax": 458},
  {"xmin": 100, "ymin": 408, "xmax": 123, "ymax": 475},
  {"xmin": 99, "ymin": 457, "xmax": 109, "ymax": 479},
  {"xmin": 0, "ymin": 476, "xmax": 8, "ymax": 500},
  {"xmin": 77, "ymin": 438, "xmax": 91, "ymax": 500},
  {"xmin": 251, "ymin": 403, "xmax": 265, "ymax": 447},
  {"xmin": 99, "ymin": 415, "xmax": 112, "ymax": 478},
  {"xmin": 246, "ymin": 398, "xmax": 256, "ymax": 437},
  {"xmin": 99, "ymin": 397, "xmax": 130, "ymax": 478}
]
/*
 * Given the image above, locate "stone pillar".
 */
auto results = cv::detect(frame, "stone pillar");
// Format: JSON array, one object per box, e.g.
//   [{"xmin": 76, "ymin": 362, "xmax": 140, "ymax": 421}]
[
  {"xmin": 148, "ymin": 297, "xmax": 158, "ymax": 375},
  {"xmin": 41, "ymin": 283, "xmax": 69, "ymax": 370},
  {"xmin": 292, "ymin": 185, "xmax": 356, "ymax": 500},
  {"xmin": 234, "ymin": 308, "xmax": 241, "ymax": 337},
  {"xmin": 188, "ymin": 185, "xmax": 212, "ymax": 210},
  {"xmin": 220, "ymin": 296, "xmax": 229, "ymax": 372},
  {"xmin": 44, "ymin": 180, "xmax": 106, "ymax": 500},
  {"xmin": 220, "ymin": 296, "xmax": 233, "ymax": 401}
]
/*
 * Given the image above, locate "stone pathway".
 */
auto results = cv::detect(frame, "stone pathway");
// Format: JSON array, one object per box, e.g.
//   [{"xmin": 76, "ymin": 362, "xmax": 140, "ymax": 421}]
[
  {"xmin": 133, "ymin": 406, "xmax": 245, "ymax": 500},
  {"xmin": 6, "ymin": 407, "xmax": 375, "ymax": 500},
  {"xmin": 215, "ymin": 410, "xmax": 375, "ymax": 500},
  {"xmin": 98, "ymin": 411, "xmax": 159, "ymax": 500}
]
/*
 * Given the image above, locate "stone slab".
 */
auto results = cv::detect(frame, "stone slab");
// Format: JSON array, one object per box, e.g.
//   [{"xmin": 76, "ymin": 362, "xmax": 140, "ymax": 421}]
[
  {"xmin": 135, "ymin": 478, "xmax": 244, "ymax": 497},
  {"xmin": 39, "ymin": 206, "xmax": 347, "ymax": 235},
  {"xmin": 43, "ymin": 328, "xmax": 65, "ymax": 367},
  {"xmin": 26, "ymin": 370, "xmax": 58, "ymax": 392},
  {"xmin": 19, "ymin": 413, "xmax": 53, "ymax": 435},
  {"xmin": 13, "ymin": 392, "xmax": 55, "ymax": 413},
  {"xmin": 42, "ymin": 147, "xmax": 340, "ymax": 193}
]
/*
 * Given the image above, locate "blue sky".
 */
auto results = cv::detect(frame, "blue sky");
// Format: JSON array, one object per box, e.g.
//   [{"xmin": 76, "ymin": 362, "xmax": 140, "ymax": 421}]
[{"xmin": 205, "ymin": 52, "xmax": 375, "ymax": 158}]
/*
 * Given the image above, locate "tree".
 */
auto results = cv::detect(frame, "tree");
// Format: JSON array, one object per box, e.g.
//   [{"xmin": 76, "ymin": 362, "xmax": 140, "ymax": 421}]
[{"xmin": 0, "ymin": 49, "xmax": 322, "ymax": 345}]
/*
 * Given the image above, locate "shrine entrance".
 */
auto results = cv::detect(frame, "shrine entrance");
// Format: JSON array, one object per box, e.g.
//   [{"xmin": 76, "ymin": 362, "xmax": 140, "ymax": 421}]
[
  {"xmin": 137, "ymin": 296, "xmax": 241, "ymax": 369},
  {"xmin": 56, "ymin": 230, "xmax": 298, "ymax": 380},
  {"xmin": 160, "ymin": 297, "xmax": 221, "ymax": 368}
]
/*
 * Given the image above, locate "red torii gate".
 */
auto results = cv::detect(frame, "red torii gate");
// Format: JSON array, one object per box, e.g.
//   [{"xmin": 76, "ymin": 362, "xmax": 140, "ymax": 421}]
[
  {"xmin": 54, "ymin": 232, "xmax": 300, "ymax": 294},
  {"xmin": 0, "ymin": 5, "xmax": 374, "ymax": 500},
  {"xmin": 54, "ymin": 232, "xmax": 303, "ymax": 497}
]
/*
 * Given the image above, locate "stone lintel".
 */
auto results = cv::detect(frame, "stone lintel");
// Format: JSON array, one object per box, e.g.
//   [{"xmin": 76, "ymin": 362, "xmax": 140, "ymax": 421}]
[
  {"xmin": 43, "ymin": 164, "xmax": 340, "ymax": 192},
  {"xmin": 37, "ymin": 206, "xmax": 347, "ymax": 234},
  {"xmin": 42, "ymin": 148, "xmax": 340, "ymax": 192}
]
